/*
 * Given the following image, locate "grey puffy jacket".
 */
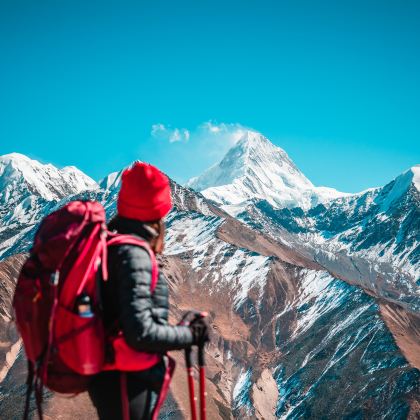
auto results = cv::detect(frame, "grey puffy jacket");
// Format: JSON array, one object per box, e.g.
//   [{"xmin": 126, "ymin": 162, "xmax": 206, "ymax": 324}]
[{"xmin": 101, "ymin": 216, "xmax": 193, "ymax": 353}]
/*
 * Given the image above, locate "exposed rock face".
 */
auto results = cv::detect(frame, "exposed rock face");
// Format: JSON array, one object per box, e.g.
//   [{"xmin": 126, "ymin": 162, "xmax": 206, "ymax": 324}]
[
  {"xmin": 0, "ymin": 255, "xmax": 26, "ymax": 384},
  {"xmin": 379, "ymin": 301, "xmax": 420, "ymax": 371},
  {"xmin": 251, "ymin": 369, "xmax": 278, "ymax": 420},
  {"xmin": 0, "ymin": 153, "xmax": 419, "ymax": 418}
]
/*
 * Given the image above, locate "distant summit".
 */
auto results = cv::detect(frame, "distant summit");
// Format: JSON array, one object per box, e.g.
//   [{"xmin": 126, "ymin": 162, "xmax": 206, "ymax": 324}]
[{"xmin": 186, "ymin": 130, "xmax": 348, "ymax": 212}]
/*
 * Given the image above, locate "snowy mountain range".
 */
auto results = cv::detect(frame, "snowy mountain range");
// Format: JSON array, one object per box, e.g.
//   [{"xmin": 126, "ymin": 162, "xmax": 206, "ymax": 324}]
[
  {"xmin": 186, "ymin": 131, "xmax": 419, "ymax": 283},
  {"xmin": 0, "ymin": 141, "xmax": 419, "ymax": 418},
  {"xmin": 0, "ymin": 153, "xmax": 97, "ymax": 258}
]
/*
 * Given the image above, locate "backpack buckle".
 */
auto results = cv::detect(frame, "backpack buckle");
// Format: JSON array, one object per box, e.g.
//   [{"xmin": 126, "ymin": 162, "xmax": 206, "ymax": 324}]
[{"xmin": 50, "ymin": 271, "xmax": 60, "ymax": 286}]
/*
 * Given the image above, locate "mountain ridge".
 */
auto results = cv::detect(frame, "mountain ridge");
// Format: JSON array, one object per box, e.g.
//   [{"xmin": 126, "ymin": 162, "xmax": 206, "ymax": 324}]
[
  {"xmin": 0, "ymin": 152, "xmax": 97, "ymax": 202},
  {"xmin": 0, "ymin": 150, "xmax": 419, "ymax": 418}
]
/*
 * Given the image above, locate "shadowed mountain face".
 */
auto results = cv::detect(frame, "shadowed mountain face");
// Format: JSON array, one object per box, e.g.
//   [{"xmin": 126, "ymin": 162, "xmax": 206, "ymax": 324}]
[
  {"xmin": 239, "ymin": 167, "xmax": 419, "ymax": 281},
  {"xmin": 0, "ymin": 153, "xmax": 419, "ymax": 419},
  {"xmin": 236, "ymin": 170, "xmax": 420, "ymax": 318}
]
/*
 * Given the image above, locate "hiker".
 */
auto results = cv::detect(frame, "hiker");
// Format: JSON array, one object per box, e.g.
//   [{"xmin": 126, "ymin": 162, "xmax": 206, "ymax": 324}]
[
  {"xmin": 87, "ymin": 162, "xmax": 210, "ymax": 419},
  {"xmin": 14, "ymin": 161, "xmax": 209, "ymax": 420}
]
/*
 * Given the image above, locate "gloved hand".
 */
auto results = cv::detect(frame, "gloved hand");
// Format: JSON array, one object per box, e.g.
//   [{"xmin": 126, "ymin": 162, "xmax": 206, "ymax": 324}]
[{"xmin": 189, "ymin": 316, "xmax": 210, "ymax": 346}]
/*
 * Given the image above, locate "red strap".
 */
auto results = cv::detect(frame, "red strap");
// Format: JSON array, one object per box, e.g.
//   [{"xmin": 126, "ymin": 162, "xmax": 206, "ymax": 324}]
[
  {"xmin": 23, "ymin": 361, "xmax": 34, "ymax": 420},
  {"xmin": 152, "ymin": 355, "xmax": 176, "ymax": 420},
  {"xmin": 107, "ymin": 234, "xmax": 159, "ymax": 292},
  {"xmin": 59, "ymin": 223, "xmax": 103, "ymax": 306},
  {"xmin": 101, "ymin": 227, "xmax": 108, "ymax": 281},
  {"xmin": 74, "ymin": 223, "xmax": 102, "ymax": 296},
  {"xmin": 120, "ymin": 372, "xmax": 130, "ymax": 420}
]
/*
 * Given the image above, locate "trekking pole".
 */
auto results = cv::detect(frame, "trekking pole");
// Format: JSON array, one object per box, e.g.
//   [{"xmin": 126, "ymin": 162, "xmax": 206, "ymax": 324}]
[
  {"xmin": 198, "ymin": 344, "xmax": 206, "ymax": 420},
  {"xmin": 179, "ymin": 311, "xmax": 208, "ymax": 420},
  {"xmin": 185, "ymin": 346, "xmax": 198, "ymax": 420}
]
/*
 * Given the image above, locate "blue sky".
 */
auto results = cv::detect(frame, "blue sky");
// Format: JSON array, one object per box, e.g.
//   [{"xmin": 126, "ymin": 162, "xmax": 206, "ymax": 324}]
[{"xmin": 0, "ymin": 0, "xmax": 419, "ymax": 192}]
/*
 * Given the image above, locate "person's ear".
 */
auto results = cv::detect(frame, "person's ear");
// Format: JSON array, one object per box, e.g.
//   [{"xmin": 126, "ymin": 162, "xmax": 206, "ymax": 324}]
[{"xmin": 152, "ymin": 220, "xmax": 165, "ymax": 254}]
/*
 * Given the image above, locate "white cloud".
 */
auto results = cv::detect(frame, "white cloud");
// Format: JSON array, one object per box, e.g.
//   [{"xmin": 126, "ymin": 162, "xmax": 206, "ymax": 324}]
[
  {"xmin": 146, "ymin": 121, "xmax": 260, "ymax": 184},
  {"xmin": 168, "ymin": 129, "xmax": 181, "ymax": 142},
  {"xmin": 151, "ymin": 124, "xmax": 190, "ymax": 143},
  {"xmin": 198, "ymin": 121, "xmax": 252, "ymax": 146},
  {"xmin": 152, "ymin": 124, "xmax": 165, "ymax": 136},
  {"xmin": 151, "ymin": 123, "xmax": 166, "ymax": 137},
  {"xmin": 201, "ymin": 121, "xmax": 223, "ymax": 133},
  {"xmin": 150, "ymin": 121, "xmax": 257, "ymax": 161},
  {"xmin": 151, "ymin": 121, "xmax": 253, "ymax": 146}
]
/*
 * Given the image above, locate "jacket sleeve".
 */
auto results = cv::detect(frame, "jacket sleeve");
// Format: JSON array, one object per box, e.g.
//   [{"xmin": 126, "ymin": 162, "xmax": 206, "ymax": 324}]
[{"xmin": 115, "ymin": 244, "xmax": 194, "ymax": 352}]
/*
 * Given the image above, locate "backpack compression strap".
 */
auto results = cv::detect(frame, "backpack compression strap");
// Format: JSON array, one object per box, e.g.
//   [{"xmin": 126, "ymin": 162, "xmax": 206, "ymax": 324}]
[{"xmin": 106, "ymin": 234, "xmax": 159, "ymax": 292}]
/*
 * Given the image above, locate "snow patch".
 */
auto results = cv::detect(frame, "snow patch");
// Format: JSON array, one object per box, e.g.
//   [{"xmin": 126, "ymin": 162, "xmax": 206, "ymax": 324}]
[{"xmin": 233, "ymin": 368, "xmax": 253, "ymax": 412}]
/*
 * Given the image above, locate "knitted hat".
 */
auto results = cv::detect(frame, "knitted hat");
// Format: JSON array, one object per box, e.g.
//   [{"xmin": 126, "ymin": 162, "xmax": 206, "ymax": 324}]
[{"xmin": 117, "ymin": 162, "xmax": 172, "ymax": 222}]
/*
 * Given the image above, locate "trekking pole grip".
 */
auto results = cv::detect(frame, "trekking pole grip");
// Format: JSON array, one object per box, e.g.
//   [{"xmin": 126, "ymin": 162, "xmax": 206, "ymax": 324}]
[
  {"xmin": 198, "ymin": 344, "xmax": 205, "ymax": 367},
  {"xmin": 185, "ymin": 347, "xmax": 193, "ymax": 369}
]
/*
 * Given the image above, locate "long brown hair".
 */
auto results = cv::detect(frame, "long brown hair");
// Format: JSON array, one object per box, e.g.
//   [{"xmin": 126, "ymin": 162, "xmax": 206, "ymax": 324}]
[{"xmin": 142, "ymin": 219, "xmax": 165, "ymax": 254}]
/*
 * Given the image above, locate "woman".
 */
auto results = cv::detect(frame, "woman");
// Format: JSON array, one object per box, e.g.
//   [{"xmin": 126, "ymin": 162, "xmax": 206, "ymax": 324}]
[{"xmin": 88, "ymin": 162, "xmax": 209, "ymax": 420}]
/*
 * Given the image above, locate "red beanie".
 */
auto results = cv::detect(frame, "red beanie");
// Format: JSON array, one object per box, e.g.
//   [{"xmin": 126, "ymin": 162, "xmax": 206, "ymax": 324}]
[{"xmin": 117, "ymin": 162, "xmax": 172, "ymax": 222}]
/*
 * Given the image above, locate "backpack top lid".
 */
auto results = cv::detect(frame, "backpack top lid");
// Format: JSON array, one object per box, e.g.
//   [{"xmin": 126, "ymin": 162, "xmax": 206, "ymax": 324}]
[{"xmin": 32, "ymin": 201, "xmax": 106, "ymax": 271}]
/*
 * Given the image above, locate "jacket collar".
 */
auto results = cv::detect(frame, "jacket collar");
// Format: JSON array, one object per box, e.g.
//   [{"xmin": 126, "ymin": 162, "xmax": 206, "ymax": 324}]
[{"xmin": 108, "ymin": 216, "xmax": 154, "ymax": 242}]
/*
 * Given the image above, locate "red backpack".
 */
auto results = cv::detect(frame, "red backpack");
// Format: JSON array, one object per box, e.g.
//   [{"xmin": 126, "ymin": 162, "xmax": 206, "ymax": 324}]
[{"xmin": 13, "ymin": 200, "xmax": 161, "ymax": 419}]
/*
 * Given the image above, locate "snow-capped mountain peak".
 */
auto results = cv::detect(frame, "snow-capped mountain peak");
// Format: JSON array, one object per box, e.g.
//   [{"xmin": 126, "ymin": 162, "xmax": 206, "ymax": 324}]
[
  {"xmin": 99, "ymin": 170, "xmax": 123, "ymax": 191},
  {"xmin": 186, "ymin": 130, "xmax": 348, "ymax": 212},
  {"xmin": 374, "ymin": 164, "xmax": 420, "ymax": 212},
  {"xmin": 1, "ymin": 152, "xmax": 32, "ymax": 162},
  {"xmin": 409, "ymin": 164, "xmax": 420, "ymax": 190},
  {"xmin": 0, "ymin": 152, "xmax": 98, "ymax": 202},
  {"xmin": 187, "ymin": 130, "xmax": 312, "ymax": 191}
]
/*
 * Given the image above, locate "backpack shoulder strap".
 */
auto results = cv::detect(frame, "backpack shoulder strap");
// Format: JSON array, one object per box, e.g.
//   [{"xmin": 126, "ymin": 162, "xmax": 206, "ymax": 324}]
[{"xmin": 107, "ymin": 234, "xmax": 159, "ymax": 292}]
